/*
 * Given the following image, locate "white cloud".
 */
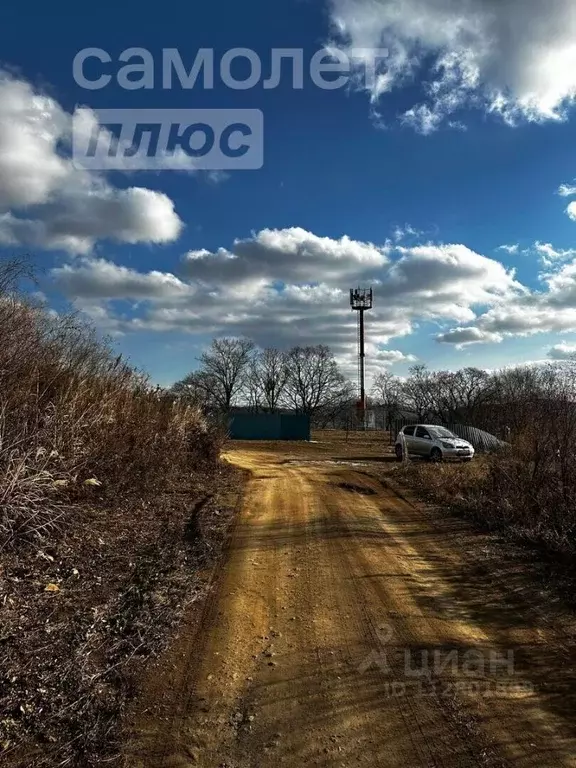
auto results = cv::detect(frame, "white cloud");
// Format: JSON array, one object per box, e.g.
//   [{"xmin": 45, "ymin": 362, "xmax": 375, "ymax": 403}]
[
  {"xmin": 436, "ymin": 251, "xmax": 576, "ymax": 345},
  {"xmin": 0, "ymin": 71, "xmax": 183, "ymax": 253},
  {"xmin": 542, "ymin": 259, "xmax": 576, "ymax": 303},
  {"xmin": 392, "ymin": 224, "xmax": 422, "ymax": 242},
  {"xmin": 371, "ymin": 347, "xmax": 417, "ymax": 366},
  {"xmin": 206, "ymin": 170, "xmax": 231, "ymax": 185},
  {"xmin": 71, "ymin": 107, "xmax": 200, "ymax": 174},
  {"xmin": 52, "ymin": 228, "xmax": 528, "ymax": 376},
  {"xmin": 558, "ymin": 182, "xmax": 576, "ymax": 197},
  {"xmin": 55, "ymin": 230, "xmax": 576, "ymax": 363},
  {"xmin": 481, "ymin": 305, "xmax": 576, "ymax": 336},
  {"xmin": 51, "ymin": 258, "xmax": 194, "ymax": 300},
  {"xmin": 498, "ymin": 241, "xmax": 576, "ymax": 266},
  {"xmin": 336, "ymin": 344, "xmax": 417, "ymax": 380},
  {"xmin": 533, "ymin": 241, "xmax": 576, "ymax": 266},
  {"xmin": 52, "ymin": 230, "xmax": 576, "ymax": 372},
  {"xmin": 497, "ymin": 244, "xmax": 520, "ymax": 255},
  {"xmin": 181, "ymin": 227, "xmax": 391, "ymax": 286},
  {"xmin": 0, "ymin": 188, "xmax": 182, "ymax": 254},
  {"xmin": 380, "ymin": 243, "xmax": 524, "ymax": 322},
  {"xmin": 329, "ymin": 0, "xmax": 576, "ymax": 130},
  {"xmin": 436, "ymin": 327, "xmax": 503, "ymax": 348},
  {"xmin": 566, "ymin": 201, "xmax": 576, "ymax": 222},
  {"xmin": 401, "ymin": 104, "xmax": 445, "ymax": 136},
  {"xmin": 549, "ymin": 342, "xmax": 576, "ymax": 360}
]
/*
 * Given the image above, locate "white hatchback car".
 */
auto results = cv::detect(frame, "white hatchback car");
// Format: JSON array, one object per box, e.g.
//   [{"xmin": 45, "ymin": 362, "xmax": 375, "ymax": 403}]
[{"xmin": 395, "ymin": 425, "xmax": 475, "ymax": 462}]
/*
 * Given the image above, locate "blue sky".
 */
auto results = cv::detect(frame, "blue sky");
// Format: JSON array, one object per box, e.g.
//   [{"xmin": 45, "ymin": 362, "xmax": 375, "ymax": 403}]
[{"xmin": 3, "ymin": 0, "xmax": 576, "ymax": 385}]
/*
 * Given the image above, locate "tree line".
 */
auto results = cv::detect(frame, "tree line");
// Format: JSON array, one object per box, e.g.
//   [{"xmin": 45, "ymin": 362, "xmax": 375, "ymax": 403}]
[
  {"xmin": 172, "ymin": 338, "xmax": 355, "ymax": 426},
  {"xmin": 373, "ymin": 364, "xmax": 493, "ymax": 429},
  {"xmin": 172, "ymin": 337, "xmax": 576, "ymax": 435},
  {"xmin": 374, "ymin": 361, "xmax": 576, "ymax": 438}
]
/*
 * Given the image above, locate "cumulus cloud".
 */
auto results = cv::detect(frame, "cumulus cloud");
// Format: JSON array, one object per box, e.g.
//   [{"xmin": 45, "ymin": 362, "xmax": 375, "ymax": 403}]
[
  {"xmin": 51, "ymin": 227, "xmax": 529, "ymax": 374},
  {"xmin": 370, "ymin": 347, "xmax": 418, "ymax": 366},
  {"xmin": 51, "ymin": 258, "xmax": 194, "ymax": 300},
  {"xmin": 329, "ymin": 0, "xmax": 576, "ymax": 130},
  {"xmin": 480, "ymin": 304, "xmax": 576, "ymax": 336},
  {"xmin": 56, "ymin": 229, "xmax": 576, "ymax": 363},
  {"xmin": 566, "ymin": 202, "xmax": 576, "ymax": 222},
  {"xmin": 181, "ymin": 227, "xmax": 390, "ymax": 286},
  {"xmin": 335, "ymin": 343, "xmax": 417, "ymax": 380},
  {"xmin": 0, "ymin": 71, "xmax": 182, "ymax": 253},
  {"xmin": 179, "ymin": 234, "xmax": 523, "ymax": 333},
  {"xmin": 0, "ymin": 188, "xmax": 182, "ymax": 254},
  {"xmin": 497, "ymin": 241, "xmax": 576, "ymax": 266},
  {"xmin": 549, "ymin": 342, "xmax": 576, "ymax": 360},
  {"xmin": 71, "ymin": 106, "xmax": 200, "ymax": 174},
  {"xmin": 383, "ymin": 243, "xmax": 521, "ymax": 298},
  {"xmin": 556, "ymin": 180, "xmax": 576, "ymax": 223},
  {"xmin": 436, "ymin": 327, "xmax": 503, "ymax": 348},
  {"xmin": 435, "ymin": 249, "xmax": 576, "ymax": 345},
  {"xmin": 558, "ymin": 182, "xmax": 576, "ymax": 197},
  {"xmin": 533, "ymin": 241, "xmax": 576, "ymax": 266}
]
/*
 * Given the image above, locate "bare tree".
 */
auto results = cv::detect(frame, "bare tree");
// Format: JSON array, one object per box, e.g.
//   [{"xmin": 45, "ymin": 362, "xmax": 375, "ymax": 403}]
[
  {"xmin": 171, "ymin": 371, "xmax": 217, "ymax": 412},
  {"xmin": 372, "ymin": 371, "xmax": 404, "ymax": 430},
  {"xmin": 249, "ymin": 348, "xmax": 288, "ymax": 413},
  {"xmin": 243, "ymin": 367, "xmax": 263, "ymax": 413},
  {"xmin": 283, "ymin": 345, "xmax": 353, "ymax": 423},
  {"xmin": 401, "ymin": 364, "xmax": 435, "ymax": 421},
  {"xmin": 197, "ymin": 337, "xmax": 255, "ymax": 412},
  {"xmin": 432, "ymin": 367, "xmax": 492, "ymax": 423}
]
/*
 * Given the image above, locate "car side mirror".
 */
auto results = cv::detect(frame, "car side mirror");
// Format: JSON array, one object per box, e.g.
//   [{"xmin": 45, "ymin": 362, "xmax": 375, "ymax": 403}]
[{"xmin": 424, "ymin": 435, "xmax": 431, "ymax": 440}]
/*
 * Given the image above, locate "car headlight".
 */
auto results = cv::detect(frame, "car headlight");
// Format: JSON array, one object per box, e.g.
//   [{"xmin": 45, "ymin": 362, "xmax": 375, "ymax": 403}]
[{"xmin": 441, "ymin": 441, "xmax": 455, "ymax": 449}]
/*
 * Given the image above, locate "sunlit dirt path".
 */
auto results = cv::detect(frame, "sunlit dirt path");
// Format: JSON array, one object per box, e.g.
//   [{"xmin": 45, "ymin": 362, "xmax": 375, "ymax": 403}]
[{"xmin": 124, "ymin": 444, "xmax": 576, "ymax": 767}]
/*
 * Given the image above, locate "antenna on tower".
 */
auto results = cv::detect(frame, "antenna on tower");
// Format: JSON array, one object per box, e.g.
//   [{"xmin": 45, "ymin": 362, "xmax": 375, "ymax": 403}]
[{"xmin": 350, "ymin": 287, "xmax": 373, "ymax": 430}]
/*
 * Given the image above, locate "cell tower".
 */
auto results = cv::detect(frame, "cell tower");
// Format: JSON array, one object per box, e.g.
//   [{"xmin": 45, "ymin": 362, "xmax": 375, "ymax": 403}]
[{"xmin": 350, "ymin": 287, "xmax": 373, "ymax": 428}]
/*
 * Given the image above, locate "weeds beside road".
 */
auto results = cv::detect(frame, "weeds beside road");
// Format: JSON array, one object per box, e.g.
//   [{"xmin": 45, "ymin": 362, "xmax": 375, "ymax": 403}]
[
  {"xmin": 400, "ymin": 451, "xmax": 576, "ymax": 569},
  {"xmin": 394, "ymin": 362, "xmax": 576, "ymax": 566},
  {"xmin": 0, "ymin": 260, "xmax": 235, "ymax": 767}
]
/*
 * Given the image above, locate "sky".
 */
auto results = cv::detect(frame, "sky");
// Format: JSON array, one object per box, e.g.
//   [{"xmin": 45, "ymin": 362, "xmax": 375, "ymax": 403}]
[{"xmin": 3, "ymin": 0, "xmax": 576, "ymax": 386}]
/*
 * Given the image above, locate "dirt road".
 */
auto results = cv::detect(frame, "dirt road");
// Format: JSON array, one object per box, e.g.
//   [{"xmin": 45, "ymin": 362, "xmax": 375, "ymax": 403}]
[{"xmin": 125, "ymin": 442, "xmax": 576, "ymax": 767}]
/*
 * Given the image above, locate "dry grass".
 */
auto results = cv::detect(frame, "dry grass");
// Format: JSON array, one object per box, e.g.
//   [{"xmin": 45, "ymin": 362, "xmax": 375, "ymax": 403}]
[
  {"xmin": 1, "ymin": 466, "xmax": 243, "ymax": 768},
  {"xmin": 0, "ymin": 259, "xmax": 232, "ymax": 766},
  {"xmin": 402, "ymin": 448, "xmax": 576, "ymax": 562},
  {"xmin": 395, "ymin": 364, "xmax": 576, "ymax": 564},
  {"xmin": 225, "ymin": 429, "xmax": 392, "ymax": 460},
  {"xmin": 0, "ymin": 284, "xmax": 219, "ymax": 548}
]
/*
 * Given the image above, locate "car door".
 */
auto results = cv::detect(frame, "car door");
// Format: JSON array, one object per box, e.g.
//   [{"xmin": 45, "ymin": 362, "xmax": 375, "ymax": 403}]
[
  {"xmin": 402, "ymin": 425, "xmax": 416, "ymax": 454},
  {"xmin": 414, "ymin": 426, "xmax": 433, "ymax": 456}
]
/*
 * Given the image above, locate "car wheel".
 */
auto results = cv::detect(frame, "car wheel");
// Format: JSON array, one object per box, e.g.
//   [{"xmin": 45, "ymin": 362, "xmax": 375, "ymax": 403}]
[
  {"xmin": 430, "ymin": 447, "xmax": 442, "ymax": 462},
  {"xmin": 395, "ymin": 444, "xmax": 403, "ymax": 462}
]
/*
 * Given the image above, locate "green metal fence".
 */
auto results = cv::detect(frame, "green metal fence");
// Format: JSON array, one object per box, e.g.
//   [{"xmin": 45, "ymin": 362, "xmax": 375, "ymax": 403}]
[{"xmin": 229, "ymin": 413, "xmax": 311, "ymax": 441}]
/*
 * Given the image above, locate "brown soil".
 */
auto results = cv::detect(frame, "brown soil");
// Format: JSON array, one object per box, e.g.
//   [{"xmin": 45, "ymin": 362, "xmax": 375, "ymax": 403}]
[{"xmin": 123, "ymin": 435, "xmax": 576, "ymax": 767}]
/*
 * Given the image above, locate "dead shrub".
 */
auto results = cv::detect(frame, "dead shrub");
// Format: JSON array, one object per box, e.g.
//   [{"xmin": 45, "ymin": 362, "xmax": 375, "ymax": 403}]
[
  {"xmin": 402, "ymin": 363, "xmax": 576, "ymax": 558},
  {"xmin": 0, "ymin": 258, "xmax": 231, "ymax": 767},
  {"xmin": 0, "ymin": 259, "xmax": 222, "ymax": 548}
]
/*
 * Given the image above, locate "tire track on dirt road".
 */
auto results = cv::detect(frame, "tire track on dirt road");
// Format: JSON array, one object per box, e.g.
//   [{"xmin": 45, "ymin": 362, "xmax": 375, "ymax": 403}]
[{"xmin": 124, "ymin": 447, "xmax": 576, "ymax": 767}]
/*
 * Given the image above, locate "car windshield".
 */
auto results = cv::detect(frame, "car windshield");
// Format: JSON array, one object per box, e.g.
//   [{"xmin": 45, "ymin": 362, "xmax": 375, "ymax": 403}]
[{"xmin": 429, "ymin": 427, "xmax": 457, "ymax": 439}]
